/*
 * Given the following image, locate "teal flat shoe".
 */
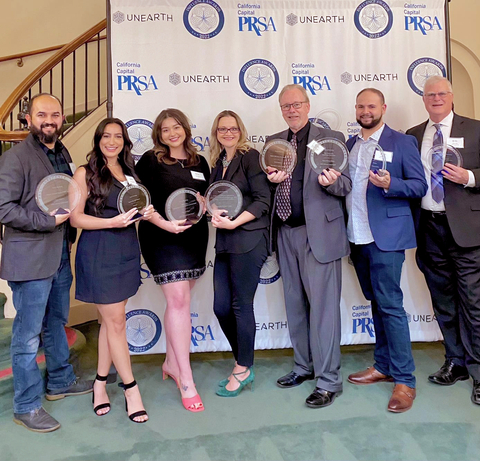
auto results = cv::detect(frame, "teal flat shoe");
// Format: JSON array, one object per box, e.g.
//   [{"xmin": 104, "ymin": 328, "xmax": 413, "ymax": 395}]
[{"xmin": 216, "ymin": 368, "xmax": 255, "ymax": 397}]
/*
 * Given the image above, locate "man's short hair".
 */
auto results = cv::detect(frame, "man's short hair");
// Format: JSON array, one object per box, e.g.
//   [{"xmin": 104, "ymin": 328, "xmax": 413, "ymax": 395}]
[
  {"xmin": 356, "ymin": 88, "xmax": 385, "ymax": 105},
  {"xmin": 423, "ymin": 76, "xmax": 453, "ymax": 94},
  {"xmin": 278, "ymin": 84, "xmax": 310, "ymax": 104},
  {"xmin": 28, "ymin": 93, "xmax": 63, "ymax": 115}
]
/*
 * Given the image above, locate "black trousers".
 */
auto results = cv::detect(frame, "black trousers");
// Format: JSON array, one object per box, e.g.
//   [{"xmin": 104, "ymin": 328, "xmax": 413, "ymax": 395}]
[
  {"xmin": 213, "ymin": 237, "xmax": 268, "ymax": 368},
  {"xmin": 417, "ymin": 210, "xmax": 480, "ymax": 379}
]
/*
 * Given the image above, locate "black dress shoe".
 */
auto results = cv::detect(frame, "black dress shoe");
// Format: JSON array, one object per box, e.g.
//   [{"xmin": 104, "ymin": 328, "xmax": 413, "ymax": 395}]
[
  {"xmin": 472, "ymin": 380, "xmax": 480, "ymax": 405},
  {"xmin": 428, "ymin": 360, "xmax": 469, "ymax": 386},
  {"xmin": 305, "ymin": 387, "xmax": 342, "ymax": 408},
  {"xmin": 277, "ymin": 371, "xmax": 315, "ymax": 388}
]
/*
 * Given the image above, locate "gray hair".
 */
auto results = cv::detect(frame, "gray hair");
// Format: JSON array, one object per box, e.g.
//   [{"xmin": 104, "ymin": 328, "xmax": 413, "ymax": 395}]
[
  {"xmin": 423, "ymin": 76, "xmax": 453, "ymax": 94},
  {"xmin": 278, "ymin": 84, "xmax": 310, "ymax": 104}
]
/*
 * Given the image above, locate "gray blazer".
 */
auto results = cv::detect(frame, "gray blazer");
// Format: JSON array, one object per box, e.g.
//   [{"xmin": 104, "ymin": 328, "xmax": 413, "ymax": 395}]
[
  {"xmin": 0, "ymin": 134, "xmax": 75, "ymax": 281},
  {"xmin": 269, "ymin": 122, "xmax": 352, "ymax": 263}
]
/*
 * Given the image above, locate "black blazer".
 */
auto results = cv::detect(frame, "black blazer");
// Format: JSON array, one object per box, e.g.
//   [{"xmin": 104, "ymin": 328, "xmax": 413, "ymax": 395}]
[
  {"xmin": 210, "ymin": 148, "xmax": 271, "ymax": 253},
  {"xmin": 407, "ymin": 114, "xmax": 480, "ymax": 248}
]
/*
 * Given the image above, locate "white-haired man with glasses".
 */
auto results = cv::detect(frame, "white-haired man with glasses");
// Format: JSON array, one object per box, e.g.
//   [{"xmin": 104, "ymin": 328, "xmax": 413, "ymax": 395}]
[
  {"xmin": 266, "ymin": 84, "xmax": 352, "ymax": 408},
  {"xmin": 407, "ymin": 76, "xmax": 480, "ymax": 405}
]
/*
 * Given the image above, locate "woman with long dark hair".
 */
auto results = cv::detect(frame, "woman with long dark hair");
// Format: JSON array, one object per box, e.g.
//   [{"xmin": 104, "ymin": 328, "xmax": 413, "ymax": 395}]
[
  {"xmin": 71, "ymin": 118, "xmax": 153, "ymax": 423},
  {"xmin": 135, "ymin": 109, "xmax": 210, "ymax": 412},
  {"xmin": 209, "ymin": 110, "xmax": 270, "ymax": 396}
]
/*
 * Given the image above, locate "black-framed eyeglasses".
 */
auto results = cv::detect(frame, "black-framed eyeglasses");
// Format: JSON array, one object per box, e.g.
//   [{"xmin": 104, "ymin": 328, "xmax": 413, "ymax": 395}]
[
  {"xmin": 217, "ymin": 127, "xmax": 240, "ymax": 134},
  {"xmin": 280, "ymin": 101, "xmax": 308, "ymax": 112}
]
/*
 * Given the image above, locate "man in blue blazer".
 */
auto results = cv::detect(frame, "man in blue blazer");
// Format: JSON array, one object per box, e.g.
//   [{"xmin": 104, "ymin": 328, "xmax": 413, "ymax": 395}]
[{"xmin": 346, "ymin": 88, "xmax": 427, "ymax": 412}]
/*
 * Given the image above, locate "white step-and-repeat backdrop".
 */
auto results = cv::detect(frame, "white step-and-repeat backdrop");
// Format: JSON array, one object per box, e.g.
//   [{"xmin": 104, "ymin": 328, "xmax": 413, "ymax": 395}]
[{"xmin": 108, "ymin": 0, "xmax": 448, "ymax": 354}]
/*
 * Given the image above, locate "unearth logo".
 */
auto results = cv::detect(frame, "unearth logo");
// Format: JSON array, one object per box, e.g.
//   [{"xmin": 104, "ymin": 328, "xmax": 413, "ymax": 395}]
[
  {"xmin": 286, "ymin": 13, "xmax": 298, "ymax": 26},
  {"xmin": 112, "ymin": 11, "xmax": 125, "ymax": 24},
  {"xmin": 341, "ymin": 72, "xmax": 352, "ymax": 85},
  {"xmin": 169, "ymin": 73, "xmax": 181, "ymax": 86}
]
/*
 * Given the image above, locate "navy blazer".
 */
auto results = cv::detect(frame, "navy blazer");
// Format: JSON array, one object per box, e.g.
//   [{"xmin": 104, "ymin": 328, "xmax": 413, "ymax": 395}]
[
  {"xmin": 407, "ymin": 114, "xmax": 480, "ymax": 248},
  {"xmin": 269, "ymin": 122, "xmax": 352, "ymax": 264},
  {"xmin": 346, "ymin": 124, "xmax": 427, "ymax": 252}
]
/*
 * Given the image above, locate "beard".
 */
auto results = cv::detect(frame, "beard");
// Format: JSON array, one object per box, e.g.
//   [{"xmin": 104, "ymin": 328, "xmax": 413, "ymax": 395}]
[
  {"xmin": 29, "ymin": 122, "xmax": 62, "ymax": 145},
  {"xmin": 356, "ymin": 115, "xmax": 382, "ymax": 130}
]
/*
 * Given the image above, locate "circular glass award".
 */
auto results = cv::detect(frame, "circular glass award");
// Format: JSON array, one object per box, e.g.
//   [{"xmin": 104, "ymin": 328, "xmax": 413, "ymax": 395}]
[
  {"xmin": 35, "ymin": 173, "xmax": 81, "ymax": 215},
  {"xmin": 424, "ymin": 144, "xmax": 463, "ymax": 171},
  {"xmin": 165, "ymin": 187, "xmax": 204, "ymax": 225},
  {"xmin": 307, "ymin": 137, "xmax": 349, "ymax": 173},
  {"xmin": 205, "ymin": 180, "xmax": 243, "ymax": 219},
  {"xmin": 363, "ymin": 142, "xmax": 387, "ymax": 177},
  {"xmin": 260, "ymin": 139, "xmax": 297, "ymax": 174},
  {"xmin": 117, "ymin": 184, "xmax": 151, "ymax": 215}
]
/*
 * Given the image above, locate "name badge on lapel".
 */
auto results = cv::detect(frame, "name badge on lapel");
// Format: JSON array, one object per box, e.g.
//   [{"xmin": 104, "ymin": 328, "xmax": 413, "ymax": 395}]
[
  {"xmin": 191, "ymin": 171, "xmax": 205, "ymax": 181},
  {"xmin": 448, "ymin": 137, "xmax": 464, "ymax": 149},
  {"xmin": 375, "ymin": 151, "xmax": 393, "ymax": 163}
]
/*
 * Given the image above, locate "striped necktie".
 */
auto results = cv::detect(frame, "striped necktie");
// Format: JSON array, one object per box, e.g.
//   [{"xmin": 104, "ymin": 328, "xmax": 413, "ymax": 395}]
[{"xmin": 431, "ymin": 123, "xmax": 444, "ymax": 203}]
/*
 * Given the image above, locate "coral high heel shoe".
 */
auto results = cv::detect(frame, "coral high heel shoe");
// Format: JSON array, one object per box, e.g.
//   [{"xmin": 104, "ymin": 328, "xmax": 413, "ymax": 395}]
[
  {"xmin": 162, "ymin": 370, "xmax": 180, "ymax": 388},
  {"xmin": 182, "ymin": 391, "xmax": 204, "ymax": 413}
]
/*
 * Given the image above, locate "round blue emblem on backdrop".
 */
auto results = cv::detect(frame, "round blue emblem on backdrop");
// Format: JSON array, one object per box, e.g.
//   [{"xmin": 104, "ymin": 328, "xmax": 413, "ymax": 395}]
[
  {"xmin": 183, "ymin": 0, "xmax": 224, "ymax": 39},
  {"xmin": 354, "ymin": 0, "xmax": 393, "ymax": 39},
  {"xmin": 126, "ymin": 309, "xmax": 161, "ymax": 353},
  {"xmin": 407, "ymin": 57, "xmax": 447, "ymax": 96},
  {"xmin": 239, "ymin": 59, "xmax": 280, "ymax": 100},
  {"xmin": 125, "ymin": 119, "xmax": 154, "ymax": 162}
]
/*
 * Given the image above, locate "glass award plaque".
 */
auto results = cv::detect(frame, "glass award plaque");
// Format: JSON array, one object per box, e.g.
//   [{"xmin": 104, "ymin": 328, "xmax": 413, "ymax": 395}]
[
  {"xmin": 205, "ymin": 180, "xmax": 243, "ymax": 219},
  {"xmin": 307, "ymin": 137, "xmax": 349, "ymax": 173},
  {"xmin": 117, "ymin": 184, "xmax": 151, "ymax": 216},
  {"xmin": 165, "ymin": 187, "xmax": 204, "ymax": 225},
  {"xmin": 425, "ymin": 144, "xmax": 463, "ymax": 171},
  {"xmin": 35, "ymin": 173, "xmax": 81, "ymax": 215},
  {"xmin": 363, "ymin": 143, "xmax": 387, "ymax": 177},
  {"xmin": 260, "ymin": 139, "xmax": 297, "ymax": 174}
]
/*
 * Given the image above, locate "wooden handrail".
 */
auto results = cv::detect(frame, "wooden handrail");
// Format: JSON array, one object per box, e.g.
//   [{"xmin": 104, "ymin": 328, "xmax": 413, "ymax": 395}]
[
  {"xmin": 0, "ymin": 19, "xmax": 106, "ymax": 136},
  {"xmin": 0, "ymin": 35, "xmax": 106, "ymax": 64}
]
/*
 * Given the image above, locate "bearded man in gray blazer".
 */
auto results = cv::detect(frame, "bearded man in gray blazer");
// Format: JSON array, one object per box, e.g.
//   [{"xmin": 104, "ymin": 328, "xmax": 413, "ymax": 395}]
[
  {"xmin": 0, "ymin": 94, "xmax": 91, "ymax": 433},
  {"xmin": 267, "ymin": 84, "xmax": 351, "ymax": 408}
]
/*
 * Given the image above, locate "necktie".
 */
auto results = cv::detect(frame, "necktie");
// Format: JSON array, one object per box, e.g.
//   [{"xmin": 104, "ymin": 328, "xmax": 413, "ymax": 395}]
[
  {"xmin": 276, "ymin": 134, "xmax": 296, "ymax": 221},
  {"xmin": 431, "ymin": 123, "xmax": 444, "ymax": 203}
]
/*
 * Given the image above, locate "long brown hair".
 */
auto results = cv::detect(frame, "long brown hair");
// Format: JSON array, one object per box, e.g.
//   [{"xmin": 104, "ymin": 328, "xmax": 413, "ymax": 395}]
[
  {"xmin": 84, "ymin": 118, "xmax": 136, "ymax": 216},
  {"xmin": 209, "ymin": 110, "xmax": 251, "ymax": 166},
  {"xmin": 151, "ymin": 108, "xmax": 199, "ymax": 166}
]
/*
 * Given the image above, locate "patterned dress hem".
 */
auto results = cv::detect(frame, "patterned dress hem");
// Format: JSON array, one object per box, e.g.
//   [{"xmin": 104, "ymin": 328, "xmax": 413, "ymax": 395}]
[{"xmin": 153, "ymin": 266, "xmax": 206, "ymax": 285}]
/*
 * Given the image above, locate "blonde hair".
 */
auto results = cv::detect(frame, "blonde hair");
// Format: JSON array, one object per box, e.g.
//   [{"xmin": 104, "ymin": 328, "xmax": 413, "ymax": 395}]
[
  {"xmin": 209, "ymin": 110, "xmax": 251, "ymax": 166},
  {"xmin": 151, "ymin": 108, "xmax": 199, "ymax": 166},
  {"xmin": 278, "ymin": 84, "xmax": 310, "ymax": 104}
]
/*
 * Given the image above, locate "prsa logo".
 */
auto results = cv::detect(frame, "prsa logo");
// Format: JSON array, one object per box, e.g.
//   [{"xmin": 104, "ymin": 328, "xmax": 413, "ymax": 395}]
[
  {"xmin": 293, "ymin": 75, "xmax": 331, "ymax": 96},
  {"xmin": 352, "ymin": 304, "xmax": 375, "ymax": 338},
  {"xmin": 354, "ymin": 0, "xmax": 393, "ymax": 39},
  {"xmin": 191, "ymin": 313, "xmax": 215, "ymax": 346},
  {"xmin": 405, "ymin": 4, "xmax": 442, "ymax": 35},
  {"xmin": 407, "ymin": 57, "xmax": 446, "ymax": 96},
  {"xmin": 126, "ymin": 309, "xmax": 162, "ymax": 353},
  {"xmin": 191, "ymin": 135, "xmax": 210, "ymax": 152},
  {"xmin": 239, "ymin": 16, "xmax": 277, "ymax": 36},
  {"xmin": 125, "ymin": 119, "xmax": 154, "ymax": 161},
  {"xmin": 259, "ymin": 253, "xmax": 280, "ymax": 285},
  {"xmin": 183, "ymin": 0, "xmax": 224, "ymax": 39},
  {"xmin": 117, "ymin": 75, "xmax": 158, "ymax": 96},
  {"xmin": 309, "ymin": 109, "xmax": 342, "ymax": 131},
  {"xmin": 239, "ymin": 59, "xmax": 280, "ymax": 99}
]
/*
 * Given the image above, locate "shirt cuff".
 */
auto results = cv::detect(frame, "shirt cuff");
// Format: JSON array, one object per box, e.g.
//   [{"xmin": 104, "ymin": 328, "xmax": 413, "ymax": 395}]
[{"xmin": 465, "ymin": 170, "xmax": 475, "ymax": 188}]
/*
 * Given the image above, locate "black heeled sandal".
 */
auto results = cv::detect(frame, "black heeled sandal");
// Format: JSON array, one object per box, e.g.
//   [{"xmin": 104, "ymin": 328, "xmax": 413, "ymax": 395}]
[
  {"xmin": 93, "ymin": 374, "xmax": 111, "ymax": 416},
  {"xmin": 118, "ymin": 380, "xmax": 148, "ymax": 423}
]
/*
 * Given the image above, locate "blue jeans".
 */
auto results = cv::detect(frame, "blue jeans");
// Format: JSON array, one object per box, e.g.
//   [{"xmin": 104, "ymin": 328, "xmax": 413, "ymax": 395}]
[
  {"xmin": 350, "ymin": 242, "xmax": 416, "ymax": 387},
  {"xmin": 9, "ymin": 256, "xmax": 76, "ymax": 414}
]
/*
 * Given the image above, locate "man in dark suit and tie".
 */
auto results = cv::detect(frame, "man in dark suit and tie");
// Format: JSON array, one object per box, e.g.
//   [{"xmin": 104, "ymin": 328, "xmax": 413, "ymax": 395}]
[
  {"xmin": 346, "ymin": 88, "xmax": 427, "ymax": 412},
  {"xmin": 406, "ymin": 76, "xmax": 480, "ymax": 405},
  {"xmin": 267, "ymin": 84, "xmax": 351, "ymax": 408},
  {"xmin": 0, "ymin": 94, "xmax": 92, "ymax": 432}
]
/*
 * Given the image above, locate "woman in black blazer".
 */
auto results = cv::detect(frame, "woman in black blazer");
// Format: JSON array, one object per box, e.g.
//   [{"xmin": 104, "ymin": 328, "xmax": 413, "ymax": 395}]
[{"xmin": 209, "ymin": 110, "xmax": 271, "ymax": 397}]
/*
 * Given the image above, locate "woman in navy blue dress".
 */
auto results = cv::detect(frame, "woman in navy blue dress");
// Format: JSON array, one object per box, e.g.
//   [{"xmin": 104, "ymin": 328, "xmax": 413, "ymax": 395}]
[{"xmin": 71, "ymin": 118, "xmax": 153, "ymax": 423}]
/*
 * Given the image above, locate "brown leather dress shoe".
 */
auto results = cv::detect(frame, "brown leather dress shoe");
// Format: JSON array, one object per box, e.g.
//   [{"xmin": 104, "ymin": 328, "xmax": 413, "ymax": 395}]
[
  {"xmin": 387, "ymin": 384, "xmax": 416, "ymax": 413},
  {"xmin": 347, "ymin": 367, "xmax": 394, "ymax": 385}
]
